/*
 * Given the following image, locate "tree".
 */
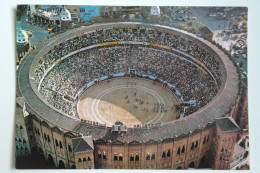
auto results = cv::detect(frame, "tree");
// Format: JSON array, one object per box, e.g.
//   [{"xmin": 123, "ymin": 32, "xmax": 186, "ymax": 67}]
[
  {"xmin": 178, "ymin": 24, "xmax": 185, "ymax": 29},
  {"xmin": 229, "ymin": 17, "xmax": 235, "ymax": 22},
  {"xmin": 242, "ymin": 21, "xmax": 247, "ymax": 26},
  {"xmin": 195, "ymin": 21, "xmax": 200, "ymax": 26},
  {"xmin": 163, "ymin": 14, "xmax": 169, "ymax": 20},
  {"xmin": 244, "ymin": 15, "xmax": 248, "ymax": 21},
  {"xmin": 191, "ymin": 26, "xmax": 197, "ymax": 32},
  {"xmin": 233, "ymin": 22, "xmax": 239, "ymax": 29},
  {"xmin": 198, "ymin": 24, "xmax": 207, "ymax": 30},
  {"xmin": 237, "ymin": 16, "xmax": 244, "ymax": 21},
  {"xmin": 187, "ymin": 20, "xmax": 194, "ymax": 26}
]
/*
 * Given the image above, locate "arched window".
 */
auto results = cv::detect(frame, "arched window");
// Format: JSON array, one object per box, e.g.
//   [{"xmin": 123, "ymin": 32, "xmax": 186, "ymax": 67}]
[
  {"xmin": 177, "ymin": 147, "xmax": 181, "ymax": 154},
  {"xmin": 221, "ymin": 148, "xmax": 224, "ymax": 152},
  {"xmin": 146, "ymin": 153, "xmax": 150, "ymax": 160},
  {"xmin": 78, "ymin": 158, "xmax": 82, "ymax": 162},
  {"xmin": 135, "ymin": 154, "xmax": 139, "ymax": 161},
  {"xmin": 206, "ymin": 135, "xmax": 209, "ymax": 142},
  {"xmin": 98, "ymin": 153, "xmax": 101, "ymax": 159},
  {"xmin": 181, "ymin": 146, "xmax": 185, "ymax": 153},
  {"xmin": 59, "ymin": 141, "xmax": 63, "ymax": 148},
  {"xmin": 162, "ymin": 151, "xmax": 166, "ymax": 158},
  {"xmin": 15, "ymin": 138, "xmax": 17, "ymax": 141},
  {"xmin": 23, "ymin": 139, "xmax": 26, "ymax": 143},
  {"xmin": 219, "ymin": 156, "xmax": 222, "ymax": 161},
  {"xmin": 119, "ymin": 154, "xmax": 123, "ymax": 161},
  {"xmin": 191, "ymin": 142, "xmax": 194, "ymax": 150},
  {"xmin": 88, "ymin": 157, "xmax": 91, "ymax": 161},
  {"xmin": 114, "ymin": 154, "xmax": 118, "ymax": 161},
  {"xmin": 25, "ymin": 147, "xmax": 28, "ymax": 152},
  {"xmin": 130, "ymin": 154, "xmax": 134, "ymax": 161},
  {"xmin": 83, "ymin": 157, "xmax": 86, "ymax": 162},
  {"xmin": 21, "ymin": 147, "xmax": 24, "ymax": 150},
  {"xmin": 55, "ymin": 139, "xmax": 58, "ymax": 146},
  {"xmin": 203, "ymin": 137, "xmax": 206, "ymax": 144},
  {"xmin": 68, "ymin": 145, "xmax": 72, "ymax": 152},
  {"xmin": 151, "ymin": 154, "xmax": 155, "ymax": 160},
  {"xmin": 20, "ymin": 125, "xmax": 23, "ymax": 129},
  {"xmin": 19, "ymin": 138, "xmax": 22, "ymax": 143},
  {"xmin": 44, "ymin": 133, "xmax": 47, "ymax": 140},
  {"xmin": 16, "ymin": 146, "xmax": 19, "ymax": 149},
  {"xmin": 195, "ymin": 141, "xmax": 198, "ymax": 148},
  {"xmin": 47, "ymin": 135, "xmax": 50, "ymax": 142},
  {"xmin": 167, "ymin": 150, "xmax": 170, "ymax": 157}
]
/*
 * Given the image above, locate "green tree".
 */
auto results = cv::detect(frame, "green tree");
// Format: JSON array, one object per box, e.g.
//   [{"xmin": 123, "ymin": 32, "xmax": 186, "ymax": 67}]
[
  {"xmin": 198, "ymin": 24, "xmax": 207, "ymax": 30},
  {"xmin": 163, "ymin": 14, "xmax": 169, "ymax": 20},
  {"xmin": 191, "ymin": 26, "xmax": 197, "ymax": 32},
  {"xmin": 229, "ymin": 17, "xmax": 235, "ymax": 22},
  {"xmin": 233, "ymin": 22, "xmax": 239, "ymax": 29},
  {"xmin": 242, "ymin": 21, "xmax": 247, "ymax": 26},
  {"xmin": 244, "ymin": 15, "xmax": 248, "ymax": 20},
  {"xmin": 187, "ymin": 20, "xmax": 194, "ymax": 26},
  {"xmin": 237, "ymin": 16, "xmax": 244, "ymax": 21},
  {"xmin": 178, "ymin": 24, "xmax": 185, "ymax": 29}
]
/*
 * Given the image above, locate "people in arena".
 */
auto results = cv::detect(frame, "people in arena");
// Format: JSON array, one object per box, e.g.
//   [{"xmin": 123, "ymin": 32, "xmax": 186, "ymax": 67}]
[{"xmin": 34, "ymin": 27, "xmax": 222, "ymax": 117}]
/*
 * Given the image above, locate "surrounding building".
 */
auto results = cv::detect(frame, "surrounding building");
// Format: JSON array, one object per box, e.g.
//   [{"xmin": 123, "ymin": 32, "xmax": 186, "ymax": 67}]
[
  {"xmin": 79, "ymin": 6, "xmax": 99, "ymax": 22},
  {"xmin": 99, "ymin": 6, "xmax": 122, "ymax": 19},
  {"xmin": 150, "ymin": 6, "xmax": 160, "ymax": 17},
  {"xmin": 16, "ymin": 26, "xmax": 30, "ymax": 61}
]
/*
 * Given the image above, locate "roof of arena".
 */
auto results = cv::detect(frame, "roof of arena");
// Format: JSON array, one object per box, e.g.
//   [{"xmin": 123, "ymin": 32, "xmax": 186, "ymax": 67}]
[{"xmin": 17, "ymin": 22, "xmax": 239, "ymax": 143}]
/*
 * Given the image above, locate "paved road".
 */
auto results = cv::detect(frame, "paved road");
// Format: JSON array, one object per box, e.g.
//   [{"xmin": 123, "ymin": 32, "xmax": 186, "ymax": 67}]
[{"xmin": 16, "ymin": 10, "xmax": 51, "ymax": 46}]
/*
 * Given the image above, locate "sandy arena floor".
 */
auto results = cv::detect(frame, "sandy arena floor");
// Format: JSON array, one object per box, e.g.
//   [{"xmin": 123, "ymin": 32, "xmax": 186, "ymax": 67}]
[{"xmin": 77, "ymin": 77, "xmax": 180, "ymax": 127}]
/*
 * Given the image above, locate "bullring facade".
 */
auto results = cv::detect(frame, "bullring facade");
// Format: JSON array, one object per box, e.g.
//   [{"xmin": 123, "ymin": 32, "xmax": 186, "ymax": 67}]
[{"xmin": 16, "ymin": 22, "xmax": 241, "ymax": 169}]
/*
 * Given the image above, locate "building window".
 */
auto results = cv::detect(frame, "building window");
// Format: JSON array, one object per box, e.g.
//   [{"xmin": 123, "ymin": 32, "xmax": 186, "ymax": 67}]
[
  {"xmin": 15, "ymin": 138, "xmax": 17, "ymax": 141},
  {"xmin": 162, "ymin": 151, "xmax": 166, "ymax": 158},
  {"xmin": 114, "ymin": 154, "xmax": 118, "ymax": 161},
  {"xmin": 47, "ymin": 135, "xmax": 50, "ymax": 142},
  {"xmin": 151, "ymin": 154, "xmax": 155, "ymax": 160},
  {"xmin": 16, "ymin": 146, "xmax": 19, "ymax": 149},
  {"xmin": 23, "ymin": 139, "xmax": 26, "ymax": 143},
  {"xmin": 167, "ymin": 150, "xmax": 170, "ymax": 157},
  {"xmin": 221, "ymin": 148, "xmax": 224, "ymax": 152},
  {"xmin": 98, "ymin": 153, "xmax": 101, "ymax": 159},
  {"xmin": 55, "ymin": 139, "xmax": 58, "ymax": 147},
  {"xmin": 195, "ymin": 141, "xmax": 198, "ymax": 148},
  {"xmin": 88, "ymin": 157, "xmax": 91, "ymax": 161},
  {"xmin": 68, "ymin": 145, "xmax": 72, "ymax": 152},
  {"xmin": 119, "ymin": 155, "xmax": 123, "ymax": 161},
  {"xmin": 203, "ymin": 137, "xmax": 206, "ymax": 144},
  {"xmin": 83, "ymin": 157, "xmax": 86, "ymax": 162},
  {"xmin": 177, "ymin": 147, "xmax": 181, "ymax": 154},
  {"xmin": 25, "ymin": 147, "xmax": 28, "ymax": 152},
  {"xmin": 80, "ymin": 8, "xmax": 85, "ymax": 12},
  {"xmin": 135, "ymin": 155, "xmax": 139, "ymax": 161},
  {"xmin": 19, "ymin": 138, "xmax": 22, "ymax": 143},
  {"xmin": 206, "ymin": 135, "xmax": 209, "ymax": 142},
  {"xmin": 191, "ymin": 142, "xmax": 194, "ymax": 150},
  {"xmin": 78, "ymin": 158, "xmax": 82, "ymax": 162},
  {"xmin": 44, "ymin": 133, "xmax": 47, "ymax": 140},
  {"xmin": 21, "ymin": 147, "xmax": 24, "ymax": 150},
  {"xmin": 146, "ymin": 154, "xmax": 150, "ymax": 160},
  {"xmin": 59, "ymin": 141, "xmax": 63, "ymax": 148},
  {"xmin": 181, "ymin": 146, "xmax": 185, "ymax": 153},
  {"xmin": 20, "ymin": 125, "xmax": 23, "ymax": 129},
  {"xmin": 130, "ymin": 155, "xmax": 134, "ymax": 161}
]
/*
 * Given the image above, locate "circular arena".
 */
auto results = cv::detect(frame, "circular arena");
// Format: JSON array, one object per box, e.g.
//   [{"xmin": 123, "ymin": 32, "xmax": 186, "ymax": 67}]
[{"xmin": 17, "ymin": 22, "xmax": 239, "ymax": 169}]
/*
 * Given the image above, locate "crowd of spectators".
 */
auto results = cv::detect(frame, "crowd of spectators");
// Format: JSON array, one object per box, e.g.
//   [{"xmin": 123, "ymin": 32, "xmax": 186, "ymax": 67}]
[{"xmin": 34, "ymin": 27, "xmax": 222, "ymax": 117}]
